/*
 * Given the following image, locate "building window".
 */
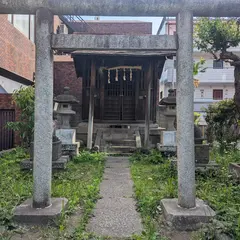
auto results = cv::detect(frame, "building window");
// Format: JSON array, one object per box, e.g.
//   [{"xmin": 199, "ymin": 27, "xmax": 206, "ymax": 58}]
[
  {"xmin": 8, "ymin": 14, "xmax": 13, "ymax": 23},
  {"xmin": 225, "ymin": 89, "xmax": 228, "ymax": 98},
  {"xmin": 8, "ymin": 14, "xmax": 35, "ymax": 43},
  {"xmin": 13, "ymin": 15, "xmax": 30, "ymax": 39},
  {"xmin": 200, "ymin": 89, "xmax": 204, "ymax": 98},
  {"xmin": 30, "ymin": 15, "xmax": 35, "ymax": 42},
  {"xmin": 213, "ymin": 89, "xmax": 223, "ymax": 100},
  {"xmin": 213, "ymin": 60, "xmax": 223, "ymax": 69}
]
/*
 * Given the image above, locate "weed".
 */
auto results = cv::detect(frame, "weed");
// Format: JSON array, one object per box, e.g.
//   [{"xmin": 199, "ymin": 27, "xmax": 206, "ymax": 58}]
[
  {"xmin": 130, "ymin": 149, "xmax": 165, "ymax": 165},
  {"xmin": 0, "ymin": 148, "xmax": 105, "ymax": 239}
]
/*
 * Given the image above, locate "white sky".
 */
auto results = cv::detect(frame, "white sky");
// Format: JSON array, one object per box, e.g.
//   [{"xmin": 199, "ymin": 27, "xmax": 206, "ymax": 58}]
[{"xmin": 81, "ymin": 16, "xmax": 163, "ymax": 34}]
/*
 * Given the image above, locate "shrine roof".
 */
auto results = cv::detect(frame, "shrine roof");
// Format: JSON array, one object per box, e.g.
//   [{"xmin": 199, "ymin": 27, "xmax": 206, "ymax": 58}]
[{"xmin": 71, "ymin": 50, "xmax": 176, "ymax": 58}]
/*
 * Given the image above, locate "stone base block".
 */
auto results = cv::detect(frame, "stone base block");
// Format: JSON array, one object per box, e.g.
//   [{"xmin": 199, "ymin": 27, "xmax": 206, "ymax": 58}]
[
  {"xmin": 20, "ymin": 156, "xmax": 69, "ymax": 170},
  {"xmin": 161, "ymin": 198, "xmax": 215, "ymax": 231},
  {"xmin": 62, "ymin": 143, "xmax": 80, "ymax": 157},
  {"xmin": 14, "ymin": 198, "xmax": 68, "ymax": 226},
  {"xmin": 157, "ymin": 144, "xmax": 177, "ymax": 157},
  {"xmin": 171, "ymin": 159, "xmax": 219, "ymax": 172}
]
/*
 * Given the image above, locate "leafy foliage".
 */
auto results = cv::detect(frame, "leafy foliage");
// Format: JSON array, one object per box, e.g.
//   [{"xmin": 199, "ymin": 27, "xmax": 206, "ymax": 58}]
[
  {"xmin": 194, "ymin": 18, "xmax": 240, "ymax": 111},
  {"xmin": 193, "ymin": 58, "xmax": 207, "ymax": 76},
  {"xmin": 7, "ymin": 86, "xmax": 35, "ymax": 147},
  {"xmin": 194, "ymin": 18, "xmax": 240, "ymax": 55},
  {"xmin": 196, "ymin": 150, "xmax": 240, "ymax": 239},
  {"xmin": 131, "ymin": 149, "xmax": 165, "ymax": 164},
  {"xmin": 73, "ymin": 151, "xmax": 106, "ymax": 164},
  {"xmin": 204, "ymin": 99, "xmax": 239, "ymax": 150},
  {"xmin": 194, "ymin": 112, "xmax": 201, "ymax": 125}
]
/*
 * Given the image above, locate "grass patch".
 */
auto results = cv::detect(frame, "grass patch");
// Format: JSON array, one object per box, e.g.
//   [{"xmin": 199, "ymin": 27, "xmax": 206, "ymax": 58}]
[
  {"xmin": 130, "ymin": 149, "xmax": 240, "ymax": 240},
  {"xmin": 0, "ymin": 148, "xmax": 105, "ymax": 239}
]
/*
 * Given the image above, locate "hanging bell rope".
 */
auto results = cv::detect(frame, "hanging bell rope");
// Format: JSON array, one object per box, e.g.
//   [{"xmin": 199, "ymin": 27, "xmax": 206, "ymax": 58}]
[
  {"xmin": 108, "ymin": 70, "xmax": 111, "ymax": 84},
  {"xmin": 105, "ymin": 66, "xmax": 141, "ymax": 83},
  {"xmin": 115, "ymin": 69, "xmax": 118, "ymax": 82},
  {"xmin": 123, "ymin": 68, "xmax": 126, "ymax": 81}
]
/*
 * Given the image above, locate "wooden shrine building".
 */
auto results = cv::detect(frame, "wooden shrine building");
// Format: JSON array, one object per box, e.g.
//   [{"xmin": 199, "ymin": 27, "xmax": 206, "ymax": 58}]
[{"xmin": 71, "ymin": 50, "xmax": 175, "ymax": 149}]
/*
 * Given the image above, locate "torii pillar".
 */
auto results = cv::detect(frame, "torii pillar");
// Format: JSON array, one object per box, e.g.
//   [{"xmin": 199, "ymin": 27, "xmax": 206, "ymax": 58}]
[
  {"xmin": 14, "ymin": 8, "xmax": 67, "ymax": 225},
  {"xmin": 160, "ymin": 11, "xmax": 215, "ymax": 231}
]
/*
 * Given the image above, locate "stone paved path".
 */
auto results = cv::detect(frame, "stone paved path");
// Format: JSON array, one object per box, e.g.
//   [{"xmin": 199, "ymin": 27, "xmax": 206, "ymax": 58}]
[{"xmin": 87, "ymin": 157, "xmax": 143, "ymax": 238}]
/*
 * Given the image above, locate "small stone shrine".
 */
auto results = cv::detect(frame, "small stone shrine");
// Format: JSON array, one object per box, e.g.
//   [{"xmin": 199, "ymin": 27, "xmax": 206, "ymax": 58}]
[
  {"xmin": 54, "ymin": 87, "xmax": 80, "ymax": 157},
  {"xmin": 21, "ymin": 121, "xmax": 69, "ymax": 170},
  {"xmin": 157, "ymin": 89, "xmax": 177, "ymax": 155},
  {"xmin": 159, "ymin": 89, "xmax": 176, "ymax": 131}
]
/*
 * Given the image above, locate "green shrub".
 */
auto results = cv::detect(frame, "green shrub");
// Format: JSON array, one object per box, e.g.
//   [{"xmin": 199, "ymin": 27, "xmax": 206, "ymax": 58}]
[
  {"xmin": 73, "ymin": 151, "xmax": 106, "ymax": 163},
  {"xmin": 7, "ymin": 86, "xmax": 35, "ymax": 147},
  {"xmin": 204, "ymin": 99, "xmax": 239, "ymax": 151},
  {"xmin": 130, "ymin": 149, "xmax": 165, "ymax": 164}
]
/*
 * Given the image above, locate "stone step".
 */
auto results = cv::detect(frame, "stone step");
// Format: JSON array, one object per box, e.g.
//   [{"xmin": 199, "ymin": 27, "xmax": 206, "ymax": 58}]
[
  {"xmin": 107, "ymin": 152, "xmax": 133, "ymax": 156},
  {"xmin": 105, "ymin": 139, "xmax": 136, "ymax": 147},
  {"xmin": 109, "ymin": 146, "xmax": 136, "ymax": 154},
  {"xmin": 103, "ymin": 131, "xmax": 135, "ymax": 136}
]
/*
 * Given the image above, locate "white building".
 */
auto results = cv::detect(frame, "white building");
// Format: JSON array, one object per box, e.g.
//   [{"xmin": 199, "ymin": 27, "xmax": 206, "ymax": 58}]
[{"xmin": 159, "ymin": 18, "xmax": 236, "ymax": 114}]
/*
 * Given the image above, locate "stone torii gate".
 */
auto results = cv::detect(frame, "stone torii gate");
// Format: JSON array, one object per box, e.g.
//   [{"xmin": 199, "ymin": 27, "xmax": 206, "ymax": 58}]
[{"xmin": 2, "ymin": 0, "xmax": 239, "ymax": 229}]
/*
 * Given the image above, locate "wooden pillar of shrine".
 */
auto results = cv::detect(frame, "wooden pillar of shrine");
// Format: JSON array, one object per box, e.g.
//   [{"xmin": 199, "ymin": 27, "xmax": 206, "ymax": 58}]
[
  {"xmin": 144, "ymin": 62, "xmax": 152, "ymax": 148},
  {"xmin": 87, "ymin": 60, "xmax": 96, "ymax": 149}
]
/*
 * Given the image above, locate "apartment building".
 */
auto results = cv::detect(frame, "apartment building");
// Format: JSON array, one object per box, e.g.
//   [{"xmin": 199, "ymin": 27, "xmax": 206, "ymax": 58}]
[
  {"xmin": 159, "ymin": 18, "xmax": 236, "ymax": 114},
  {"xmin": 0, "ymin": 14, "xmax": 35, "ymax": 93}
]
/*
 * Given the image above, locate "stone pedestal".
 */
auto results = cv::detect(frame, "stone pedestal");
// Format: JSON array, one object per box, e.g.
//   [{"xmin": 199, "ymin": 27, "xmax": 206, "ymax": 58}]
[
  {"xmin": 158, "ymin": 131, "xmax": 177, "ymax": 156},
  {"xmin": 21, "ymin": 139, "xmax": 69, "ymax": 170},
  {"xmin": 170, "ymin": 159, "xmax": 219, "ymax": 172},
  {"xmin": 20, "ymin": 156, "xmax": 69, "ymax": 170},
  {"xmin": 161, "ymin": 199, "xmax": 215, "ymax": 231},
  {"xmin": 14, "ymin": 198, "xmax": 68, "ymax": 226},
  {"xmin": 56, "ymin": 129, "xmax": 80, "ymax": 157},
  {"xmin": 195, "ymin": 144, "xmax": 210, "ymax": 165}
]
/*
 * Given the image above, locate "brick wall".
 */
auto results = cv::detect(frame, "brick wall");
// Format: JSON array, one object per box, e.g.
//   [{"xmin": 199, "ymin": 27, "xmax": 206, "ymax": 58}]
[
  {"xmin": 0, "ymin": 15, "xmax": 35, "ymax": 81},
  {"xmin": 71, "ymin": 21, "xmax": 152, "ymax": 35},
  {"xmin": 0, "ymin": 94, "xmax": 21, "ymax": 146},
  {"xmin": 54, "ymin": 62, "xmax": 82, "ymax": 126}
]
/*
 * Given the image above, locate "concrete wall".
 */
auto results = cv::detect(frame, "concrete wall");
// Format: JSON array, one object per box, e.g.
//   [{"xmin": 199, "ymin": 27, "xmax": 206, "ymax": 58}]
[
  {"xmin": 0, "ymin": 15, "xmax": 35, "ymax": 81},
  {"xmin": 0, "ymin": 75, "xmax": 28, "ymax": 93}
]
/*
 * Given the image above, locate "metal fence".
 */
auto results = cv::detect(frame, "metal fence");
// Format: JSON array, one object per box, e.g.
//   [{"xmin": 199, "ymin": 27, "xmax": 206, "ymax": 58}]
[{"xmin": 0, "ymin": 109, "xmax": 15, "ymax": 151}]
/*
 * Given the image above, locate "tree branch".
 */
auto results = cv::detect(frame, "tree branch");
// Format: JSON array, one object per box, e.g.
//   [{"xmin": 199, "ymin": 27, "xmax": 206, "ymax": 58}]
[
  {"xmin": 220, "ymin": 51, "xmax": 240, "ymax": 62},
  {"xmin": 230, "ymin": 61, "xmax": 240, "ymax": 66},
  {"xmin": 210, "ymin": 51, "xmax": 219, "ymax": 60}
]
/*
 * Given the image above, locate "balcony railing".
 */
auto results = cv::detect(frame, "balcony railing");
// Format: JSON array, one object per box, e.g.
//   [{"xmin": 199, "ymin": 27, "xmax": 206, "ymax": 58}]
[{"xmin": 161, "ymin": 68, "xmax": 234, "ymax": 84}]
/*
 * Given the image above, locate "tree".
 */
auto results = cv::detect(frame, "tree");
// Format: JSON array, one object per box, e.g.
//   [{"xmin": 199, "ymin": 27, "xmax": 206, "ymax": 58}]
[
  {"xmin": 194, "ymin": 18, "xmax": 240, "ymax": 112},
  {"xmin": 7, "ymin": 86, "xmax": 35, "ymax": 147}
]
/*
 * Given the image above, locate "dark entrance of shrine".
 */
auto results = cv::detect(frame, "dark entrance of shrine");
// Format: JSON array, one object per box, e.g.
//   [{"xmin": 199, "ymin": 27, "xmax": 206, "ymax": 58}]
[
  {"xmin": 72, "ymin": 51, "xmax": 166, "ymax": 123},
  {"xmin": 104, "ymin": 70, "xmax": 136, "ymax": 121}
]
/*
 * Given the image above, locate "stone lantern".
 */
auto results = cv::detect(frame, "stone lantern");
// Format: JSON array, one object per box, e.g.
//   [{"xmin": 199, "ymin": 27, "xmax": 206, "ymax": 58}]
[
  {"xmin": 54, "ymin": 87, "xmax": 78, "ymax": 129},
  {"xmin": 159, "ymin": 89, "xmax": 176, "ymax": 131},
  {"xmin": 54, "ymin": 87, "xmax": 80, "ymax": 157}
]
